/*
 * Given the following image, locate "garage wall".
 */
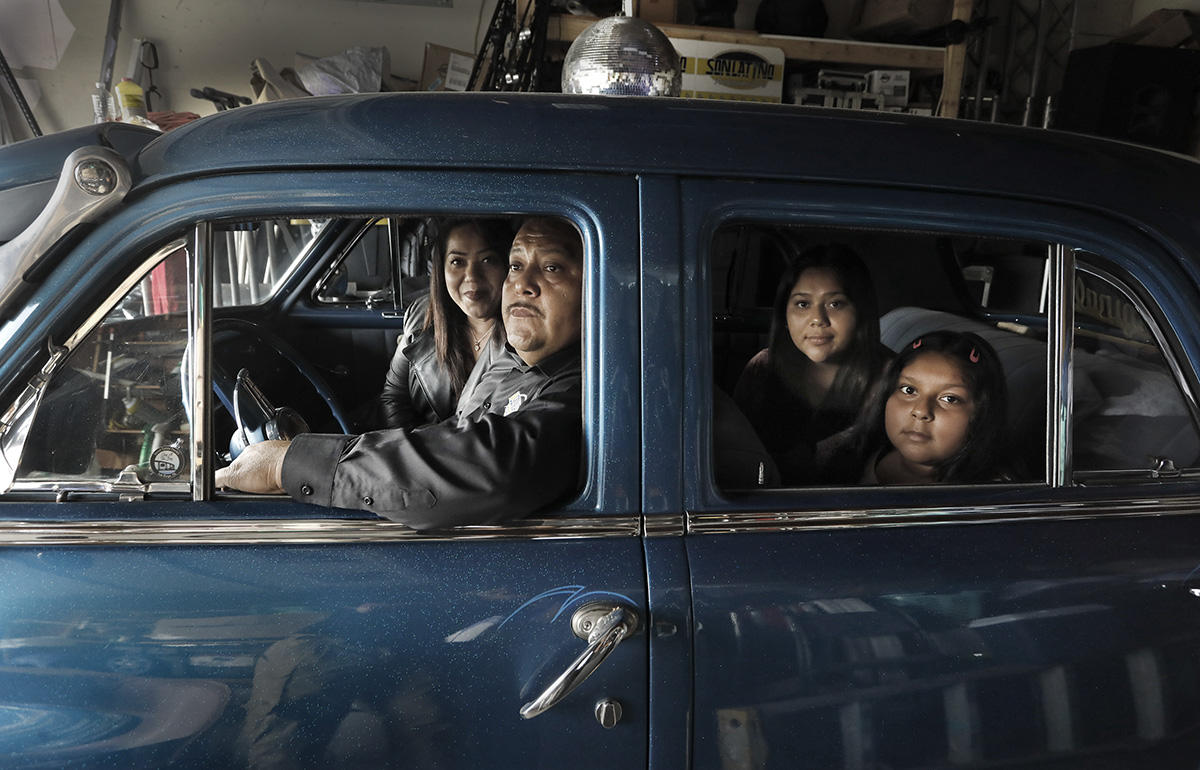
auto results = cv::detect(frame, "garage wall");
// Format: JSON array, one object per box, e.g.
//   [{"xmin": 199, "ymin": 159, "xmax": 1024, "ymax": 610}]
[
  {"xmin": 3, "ymin": 0, "xmax": 497, "ymax": 139},
  {"xmin": 0, "ymin": 0, "xmax": 1183, "ymax": 143}
]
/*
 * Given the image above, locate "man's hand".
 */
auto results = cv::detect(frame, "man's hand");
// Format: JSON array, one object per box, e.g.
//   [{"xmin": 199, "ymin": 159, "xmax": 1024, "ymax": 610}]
[{"xmin": 214, "ymin": 440, "xmax": 290, "ymax": 493}]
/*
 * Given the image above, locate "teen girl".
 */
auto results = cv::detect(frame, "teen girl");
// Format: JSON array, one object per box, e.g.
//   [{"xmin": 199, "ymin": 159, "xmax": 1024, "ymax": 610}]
[{"xmin": 733, "ymin": 243, "xmax": 891, "ymax": 483}]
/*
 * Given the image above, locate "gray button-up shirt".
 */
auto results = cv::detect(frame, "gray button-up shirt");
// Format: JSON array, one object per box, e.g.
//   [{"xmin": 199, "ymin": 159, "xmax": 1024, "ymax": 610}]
[{"xmin": 281, "ymin": 342, "xmax": 582, "ymax": 530}]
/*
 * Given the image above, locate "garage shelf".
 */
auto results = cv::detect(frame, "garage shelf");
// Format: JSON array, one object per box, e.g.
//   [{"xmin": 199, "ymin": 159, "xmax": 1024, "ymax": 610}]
[{"xmin": 547, "ymin": 0, "xmax": 973, "ymax": 118}]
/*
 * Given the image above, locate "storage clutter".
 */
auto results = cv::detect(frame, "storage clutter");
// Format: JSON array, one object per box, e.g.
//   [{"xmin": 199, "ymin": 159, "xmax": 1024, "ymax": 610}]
[{"xmin": 786, "ymin": 67, "xmax": 921, "ymax": 113}]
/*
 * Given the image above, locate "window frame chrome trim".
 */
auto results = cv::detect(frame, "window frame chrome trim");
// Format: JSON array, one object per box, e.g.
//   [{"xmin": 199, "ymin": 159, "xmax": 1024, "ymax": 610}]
[
  {"xmin": 687, "ymin": 496, "xmax": 1200, "ymax": 534},
  {"xmin": 0, "ymin": 515, "xmax": 643, "ymax": 546}
]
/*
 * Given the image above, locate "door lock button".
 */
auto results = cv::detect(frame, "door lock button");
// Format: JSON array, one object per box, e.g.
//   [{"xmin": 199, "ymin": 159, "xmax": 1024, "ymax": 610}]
[{"xmin": 594, "ymin": 698, "xmax": 623, "ymax": 728}]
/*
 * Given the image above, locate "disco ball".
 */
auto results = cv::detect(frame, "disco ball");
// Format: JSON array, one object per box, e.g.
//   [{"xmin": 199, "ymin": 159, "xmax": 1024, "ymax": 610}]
[{"xmin": 561, "ymin": 15, "xmax": 682, "ymax": 97}]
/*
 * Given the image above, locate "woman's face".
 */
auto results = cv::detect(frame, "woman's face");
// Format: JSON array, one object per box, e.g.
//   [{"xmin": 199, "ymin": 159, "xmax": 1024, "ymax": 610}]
[
  {"xmin": 443, "ymin": 225, "xmax": 507, "ymax": 320},
  {"xmin": 785, "ymin": 266, "xmax": 858, "ymax": 364},
  {"xmin": 884, "ymin": 351, "xmax": 975, "ymax": 478}
]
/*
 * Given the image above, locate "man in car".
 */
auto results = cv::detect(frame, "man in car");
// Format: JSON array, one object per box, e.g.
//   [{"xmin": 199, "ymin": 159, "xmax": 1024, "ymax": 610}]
[{"xmin": 215, "ymin": 216, "xmax": 584, "ymax": 530}]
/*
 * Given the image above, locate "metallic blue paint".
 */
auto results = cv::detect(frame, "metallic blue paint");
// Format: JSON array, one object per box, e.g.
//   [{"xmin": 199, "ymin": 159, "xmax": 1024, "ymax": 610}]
[{"xmin": 5, "ymin": 93, "xmax": 1200, "ymax": 768}]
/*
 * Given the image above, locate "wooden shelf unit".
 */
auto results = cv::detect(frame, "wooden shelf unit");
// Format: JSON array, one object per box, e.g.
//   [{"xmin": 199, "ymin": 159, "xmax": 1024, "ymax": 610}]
[{"xmin": 547, "ymin": 0, "xmax": 973, "ymax": 118}]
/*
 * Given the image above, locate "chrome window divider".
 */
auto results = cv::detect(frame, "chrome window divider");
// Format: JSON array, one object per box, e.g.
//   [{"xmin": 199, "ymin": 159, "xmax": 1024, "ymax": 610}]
[
  {"xmin": 190, "ymin": 222, "xmax": 213, "ymax": 501},
  {"xmin": 1048, "ymin": 244, "xmax": 1074, "ymax": 487}
]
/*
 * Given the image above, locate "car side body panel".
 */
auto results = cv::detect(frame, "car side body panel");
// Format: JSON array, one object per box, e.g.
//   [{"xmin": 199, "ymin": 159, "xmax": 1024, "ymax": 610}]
[{"xmin": 2, "ymin": 94, "xmax": 1200, "ymax": 768}]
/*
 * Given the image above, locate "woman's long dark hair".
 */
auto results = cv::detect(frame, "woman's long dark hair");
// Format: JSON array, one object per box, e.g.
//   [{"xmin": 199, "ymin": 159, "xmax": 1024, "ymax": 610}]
[
  {"xmin": 767, "ymin": 242, "xmax": 885, "ymax": 415},
  {"xmin": 851, "ymin": 330, "xmax": 1009, "ymax": 483},
  {"xmin": 424, "ymin": 218, "xmax": 513, "ymax": 394}
]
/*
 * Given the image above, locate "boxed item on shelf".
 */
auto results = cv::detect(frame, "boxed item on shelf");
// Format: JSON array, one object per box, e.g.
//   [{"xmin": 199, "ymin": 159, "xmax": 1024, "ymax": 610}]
[
  {"xmin": 637, "ymin": 0, "xmax": 677, "ymax": 23},
  {"xmin": 673, "ymin": 38, "xmax": 785, "ymax": 103},
  {"xmin": 419, "ymin": 43, "xmax": 473, "ymax": 91},
  {"xmin": 866, "ymin": 69, "xmax": 910, "ymax": 106},
  {"xmin": 816, "ymin": 69, "xmax": 868, "ymax": 92},
  {"xmin": 854, "ymin": 0, "xmax": 952, "ymax": 39}
]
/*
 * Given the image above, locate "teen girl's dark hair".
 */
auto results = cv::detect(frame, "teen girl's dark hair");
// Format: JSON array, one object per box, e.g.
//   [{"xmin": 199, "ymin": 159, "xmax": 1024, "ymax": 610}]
[
  {"xmin": 767, "ymin": 242, "xmax": 885, "ymax": 415},
  {"xmin": 852, "ymin": 329, "xmax": 1009, "ymax": 483},
  {"xmin": 425, "ymin": 217, "xmax": 513, "ymax": 394}
]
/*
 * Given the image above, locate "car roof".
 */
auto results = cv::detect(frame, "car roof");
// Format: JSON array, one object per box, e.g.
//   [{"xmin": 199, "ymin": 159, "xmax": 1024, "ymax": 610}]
[{"xmin": 130, "ymin": 92, "xmax": 1200, "ymax": 225}]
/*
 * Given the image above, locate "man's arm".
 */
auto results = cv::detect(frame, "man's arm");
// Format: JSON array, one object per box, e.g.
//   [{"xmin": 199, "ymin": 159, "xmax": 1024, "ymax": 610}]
[{"xmin": 281, "ymin": 375, "xmax": 581, "ymax": 530}]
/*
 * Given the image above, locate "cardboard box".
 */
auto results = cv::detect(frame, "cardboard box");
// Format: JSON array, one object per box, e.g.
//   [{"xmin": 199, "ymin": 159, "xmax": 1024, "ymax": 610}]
[
  {"xmin": 1114, "ymin": 9, "xmax": 1200, "ymax": 48},
  {"xmin": 866, "ymin": 69, "xmax": 910, "ymax": 106},
  {"xmin": 854, "ymin": 0, "xmax": 951, "ymax": 39},
  {"xmin": 637, "ymin": 0, "xmax": 676, "ymax": 24},
  {"xmin": 419, "ymin": 43, "xmax": 474, "ymax": 92},
  {"xmin": 673, "ymin": 38, "xmax": 785, "ymax": 103}
]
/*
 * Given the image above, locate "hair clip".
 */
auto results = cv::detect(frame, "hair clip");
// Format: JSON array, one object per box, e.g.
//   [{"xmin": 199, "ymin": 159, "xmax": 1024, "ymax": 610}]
[
  {"xmin": 911, "ymin": 339, "xmax": 922, "ymax": 349},
  {"xmin": 969, "ymin": 347, "xmax": 980, "ymax": 363}
]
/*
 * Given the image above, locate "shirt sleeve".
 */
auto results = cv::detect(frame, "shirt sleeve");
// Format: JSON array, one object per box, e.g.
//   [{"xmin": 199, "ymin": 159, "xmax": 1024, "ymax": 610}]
[{"xmin": 281, "ymin": 372, "xmax": 582, "ymax": 530}]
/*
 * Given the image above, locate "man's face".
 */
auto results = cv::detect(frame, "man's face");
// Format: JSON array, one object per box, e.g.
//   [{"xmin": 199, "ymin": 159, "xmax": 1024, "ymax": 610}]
[{"xmin": 502, "ymin": 219, "xmax": 583, "ymax": 366}]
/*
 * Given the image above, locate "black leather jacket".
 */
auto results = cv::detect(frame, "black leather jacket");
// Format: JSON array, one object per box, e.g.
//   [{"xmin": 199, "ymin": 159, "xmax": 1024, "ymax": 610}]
[
  {"xmin": 282, "ymin": 343, "xmax": 582, "ymax": 530},
  {"xmin": 379, "ymin": 294, "xmax": 457, "ymax": 429}
]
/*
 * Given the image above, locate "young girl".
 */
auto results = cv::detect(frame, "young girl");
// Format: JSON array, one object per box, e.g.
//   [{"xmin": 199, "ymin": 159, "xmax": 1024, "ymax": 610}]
[
  {"xmin": 733, "ymin": 243, "xmax": 890, "ymax": 483},
  {"xmin": 824, "ymin": 330, "xmax": 1009, "ymax": 484}
]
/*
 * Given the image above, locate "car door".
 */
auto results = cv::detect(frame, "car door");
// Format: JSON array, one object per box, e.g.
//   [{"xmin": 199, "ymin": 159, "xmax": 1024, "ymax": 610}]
[
  {"xmin": 0, "ymin": 168, "xmax": 649, "ymax": 768},
  {"xmin": 669, "ymin": 177, "xmax": 1200, "ymax": 769}
]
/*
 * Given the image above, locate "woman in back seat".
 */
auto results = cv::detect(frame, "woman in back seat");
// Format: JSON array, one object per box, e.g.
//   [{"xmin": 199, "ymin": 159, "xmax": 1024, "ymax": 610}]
[{"xmin": 733, "ymin": 244, "xmax": 891, "ymax": 484}]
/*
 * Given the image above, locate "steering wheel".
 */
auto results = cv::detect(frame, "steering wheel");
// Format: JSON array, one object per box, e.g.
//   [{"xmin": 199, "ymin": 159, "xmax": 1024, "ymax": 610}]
[{"xmin": 209, "ymin": 318, "xmax": 353, "ymax": 457}]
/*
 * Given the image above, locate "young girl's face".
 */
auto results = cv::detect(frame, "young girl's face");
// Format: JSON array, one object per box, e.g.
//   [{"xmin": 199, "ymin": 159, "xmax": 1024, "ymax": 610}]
[
  {"xmin": 785, "ymin": 266, "xmax": 858, "ymax": 364},
  {"xmin": 884, "ymin": 351, "xmax": 975, "ymax": 479}
]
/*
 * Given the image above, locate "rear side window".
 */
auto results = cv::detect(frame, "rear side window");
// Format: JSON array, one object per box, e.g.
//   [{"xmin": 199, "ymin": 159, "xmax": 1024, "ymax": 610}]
[{"xmin": 710, "ymin": 223, "xmax": 1200, "ymax": 491}]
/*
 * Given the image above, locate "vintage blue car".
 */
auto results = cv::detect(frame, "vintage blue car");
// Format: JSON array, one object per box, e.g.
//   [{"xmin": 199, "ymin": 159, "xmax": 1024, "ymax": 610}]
[{"xmin": 1, "ymin": 92, "xmax": 1200, "ymax": 768}]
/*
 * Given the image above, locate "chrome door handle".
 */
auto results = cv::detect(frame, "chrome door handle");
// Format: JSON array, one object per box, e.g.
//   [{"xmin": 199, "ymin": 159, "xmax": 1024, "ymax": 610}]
[{"xmin": 519, "ymin": 604, "xmax": 638, "ymax": 720}]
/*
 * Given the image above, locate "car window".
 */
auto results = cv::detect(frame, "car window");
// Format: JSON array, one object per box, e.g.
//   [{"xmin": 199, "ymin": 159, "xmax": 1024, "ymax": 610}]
[
  {"xmin": 14, "ymin": 241, "xmax": 191, "ymax": 491},
  {"xmin": 214, "ymin": 218, "xmax": 324, "ymax": 308},
  {"xmin": 711, "ymin": 222, "xmax": 1200, "ymax": 492},
  {"xmin": 313, "ymin": 217, "xmax": 433, "ymax": 308},
  {"xmin": 1071, "ymin": 261, "xmax": 1200, "ymax": 475},
  {"xmin": 6, "ymin": 212, "xmax": 590, "ymax": 513}
]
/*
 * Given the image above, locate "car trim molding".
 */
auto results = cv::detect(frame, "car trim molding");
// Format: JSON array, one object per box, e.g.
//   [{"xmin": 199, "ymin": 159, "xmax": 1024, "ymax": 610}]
[
  {"xmin": 0, "ymin": 515, "xmax": 642, "ymax": 546},
  {"xmin": 687, "ymin": 495, "xmax": 1200, "ymax": 533},
  {"xmin": 643, "ymin": 513, "xmax": 685, "ymax": 537}
]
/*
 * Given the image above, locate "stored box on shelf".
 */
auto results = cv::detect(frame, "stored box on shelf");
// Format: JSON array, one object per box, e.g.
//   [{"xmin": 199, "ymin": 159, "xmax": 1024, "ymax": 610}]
[
  {"xmin": 419, "ymin": 43, "xmax": 473, "ymax": 91},
  {"xmin": 866, "ymin": 69, "xmax": 910, "ymax": 106},
  {"xmin": 637, "ymin": 0, "xmax": 677, "ymax": 24},
  {"xmin": 672, "ymin": 38, "xmax": 785, "ymax": 103},
  {"xmin": 854, "ymin": 0, "xmax": 952, "ymax": 39},
  {"xmin": 816, "ymin": 69, "xmax": 868, "ymax": 92}
]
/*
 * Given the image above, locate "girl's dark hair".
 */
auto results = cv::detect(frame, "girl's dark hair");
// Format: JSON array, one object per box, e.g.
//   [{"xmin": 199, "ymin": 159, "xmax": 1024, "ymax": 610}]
[
  {"xmin": 425, "ymin": 217, "xmax": 513, "ymax": 394},
  {"xmin": 852, "ymin": 330, "xmax": 1009, "ymax": 483},
  {"xmin": 767, "ymin": 242, "xmax": 885, "ymax": 414}
]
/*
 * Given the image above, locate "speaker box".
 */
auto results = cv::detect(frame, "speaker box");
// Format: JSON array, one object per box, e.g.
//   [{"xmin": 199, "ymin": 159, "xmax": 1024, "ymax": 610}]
[{"xmin": 1054, "ymin": 43, "xmax": 1200, "ymax": 152}]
